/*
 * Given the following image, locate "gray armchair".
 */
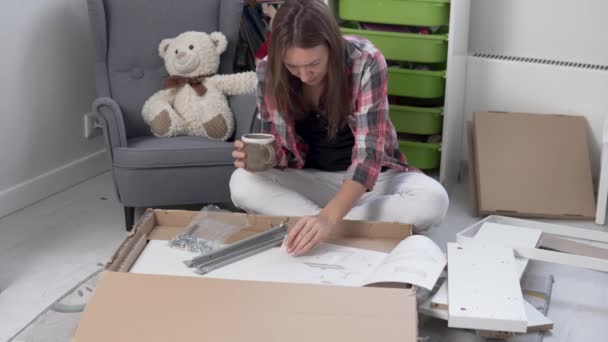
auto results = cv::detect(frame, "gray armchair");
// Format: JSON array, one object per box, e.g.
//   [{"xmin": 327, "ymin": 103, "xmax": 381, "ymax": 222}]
[{"xmin": 87, "ymin": 0, "xmax": 258, "ymax": 230}]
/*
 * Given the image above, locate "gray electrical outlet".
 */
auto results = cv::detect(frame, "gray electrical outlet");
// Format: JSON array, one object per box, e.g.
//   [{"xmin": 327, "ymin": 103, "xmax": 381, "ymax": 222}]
[{"xmin": 83, "ymin": 112, "xmax": 103, "ymax": 139}]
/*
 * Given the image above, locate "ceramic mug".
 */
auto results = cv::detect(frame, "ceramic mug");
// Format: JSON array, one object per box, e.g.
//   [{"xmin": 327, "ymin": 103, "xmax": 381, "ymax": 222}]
[{"xmin": 242, "ymin": 133, "xmax": 276, "ymax": 172}]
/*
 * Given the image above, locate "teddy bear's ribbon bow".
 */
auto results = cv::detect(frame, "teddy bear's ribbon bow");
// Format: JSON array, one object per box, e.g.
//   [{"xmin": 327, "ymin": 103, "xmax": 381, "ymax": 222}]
[{"xmin": 163, "ymin": 75, "xmax": 208, "ymax": 96}]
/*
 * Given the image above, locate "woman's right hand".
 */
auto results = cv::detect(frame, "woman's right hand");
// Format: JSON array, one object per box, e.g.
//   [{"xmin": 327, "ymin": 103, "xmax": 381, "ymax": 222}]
[{"xmin": 232, "ymin": 140, "xmax": 247, "ymax": 169}]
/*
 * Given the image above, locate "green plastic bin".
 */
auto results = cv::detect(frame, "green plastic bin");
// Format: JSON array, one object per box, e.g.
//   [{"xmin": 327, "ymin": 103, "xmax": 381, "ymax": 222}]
[
  {"xmin": 339, "ymin": 0, "xmax": 451, "ymax": 27},
  {"xmin": 399, "ymin": 140, "xmax": 441, "ymax": 170},
  {"xmin": 390, "ymin": 105, "xmax": 443, "ymax": 134},
  {"xmin": 340, "ymin": 27, "xmax": 447, "ymax": 63},
  {"xmin": 388, "ymin": 67, "xmax": 445, "ymax": 98}
]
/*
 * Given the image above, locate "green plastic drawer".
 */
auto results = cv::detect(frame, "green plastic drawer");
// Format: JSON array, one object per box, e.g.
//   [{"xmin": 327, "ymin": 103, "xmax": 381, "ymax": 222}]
[
  {"xmin": 341, "ymin": 27, "xmax": 447, "ymax": 63},
  {"xmin": 339, "ymin": 0, "xmax": 450, "ymax": 27},
  {"xmin": 390, "ymin": 105, "xmax": 443, "ymax": 134},
  {"xmin": 399, "ymin": 140, "xmax": 441, "ymax": 170},
  {"xmin": 388, "ymin": 67, "xmax": 445, "ymax": 98}
]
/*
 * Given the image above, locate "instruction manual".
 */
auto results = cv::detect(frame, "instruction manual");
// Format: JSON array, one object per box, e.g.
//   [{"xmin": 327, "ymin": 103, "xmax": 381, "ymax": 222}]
[{"xmin": 207, "ymin": 235, "xmax": 446, "ymax": 290}]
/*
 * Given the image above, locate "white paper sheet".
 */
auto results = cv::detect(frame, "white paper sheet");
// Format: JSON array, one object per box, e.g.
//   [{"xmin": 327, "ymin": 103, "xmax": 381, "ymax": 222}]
[
  {"xmin": 363, "ymin": 235, "xmax": 447, "ymax": 290},
  {"xmin": 206, "ymin": 243, "xmax": 388, "ymax": 286},
  {"xmin": 129, "ymin": 240, "xmax": 200, "ymax": 277}
]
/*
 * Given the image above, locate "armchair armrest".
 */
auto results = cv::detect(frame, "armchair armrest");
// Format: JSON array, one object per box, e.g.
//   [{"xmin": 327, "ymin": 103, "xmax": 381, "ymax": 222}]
[
  {"xmin": 92, "ymin": 97, "xmax": 128, "ymax": 161},
  {"xmin": 230, "ymin": 94, "xmax": 258, "ymax": 140}
]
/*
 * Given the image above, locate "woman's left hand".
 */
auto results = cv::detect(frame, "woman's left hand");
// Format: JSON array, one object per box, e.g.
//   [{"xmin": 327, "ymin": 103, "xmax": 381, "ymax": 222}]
[{"xmin": 284, "ymin": 215, "xmax": 335, "ymax": 256}]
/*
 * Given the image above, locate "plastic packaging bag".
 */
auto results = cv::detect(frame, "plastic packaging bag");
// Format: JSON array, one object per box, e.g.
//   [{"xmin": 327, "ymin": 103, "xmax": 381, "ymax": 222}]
[{"xmin": 168, "ymin": 205, "xmax": 247, "ymax": 254}]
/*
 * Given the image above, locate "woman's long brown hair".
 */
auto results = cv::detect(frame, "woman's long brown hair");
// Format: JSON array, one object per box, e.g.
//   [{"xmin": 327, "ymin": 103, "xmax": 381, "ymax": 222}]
[{"xmin": 267, "ymin": 0, "xmax": 351, "ymax": 138}]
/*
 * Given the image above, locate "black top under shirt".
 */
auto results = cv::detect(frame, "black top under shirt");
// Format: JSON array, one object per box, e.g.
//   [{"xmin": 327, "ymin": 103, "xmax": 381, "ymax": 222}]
[{"xmin": 295, "ymin": 111, "xmax": 354, "ymax": 172}]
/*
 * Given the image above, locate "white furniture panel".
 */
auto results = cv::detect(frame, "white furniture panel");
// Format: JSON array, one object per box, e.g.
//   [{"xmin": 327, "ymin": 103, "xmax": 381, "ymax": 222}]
[{"xmin": 447, "ymin": 243, "xmax": 527, "ymax": 333}]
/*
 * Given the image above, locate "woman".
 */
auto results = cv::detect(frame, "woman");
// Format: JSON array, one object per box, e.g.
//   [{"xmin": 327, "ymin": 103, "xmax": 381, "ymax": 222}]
[{"xmin": 230, "ymin": 0, "xmax": 448, "ymax": 256}]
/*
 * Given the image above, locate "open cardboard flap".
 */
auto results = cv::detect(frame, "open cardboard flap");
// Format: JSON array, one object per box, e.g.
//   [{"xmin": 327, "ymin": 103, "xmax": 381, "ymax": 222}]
[
  {"xmin": 73, "ymin": 209, "xmax": 418, "ymax": 342},
  {"xmin": 473, "ymin": 111, "xmax": 596, "ymax": 219}
]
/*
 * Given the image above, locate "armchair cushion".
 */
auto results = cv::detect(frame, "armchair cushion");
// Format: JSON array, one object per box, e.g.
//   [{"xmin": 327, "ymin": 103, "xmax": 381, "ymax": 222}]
[{"xmin": 113, "ymin": 137, "xmax": 234, "ymax": 169}]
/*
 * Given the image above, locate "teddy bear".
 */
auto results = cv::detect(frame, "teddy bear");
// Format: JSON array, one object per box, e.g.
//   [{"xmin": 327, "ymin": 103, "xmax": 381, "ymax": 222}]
[{"xmin": 142, "ymin": 31, "xmax": 257, "ymax": 141}]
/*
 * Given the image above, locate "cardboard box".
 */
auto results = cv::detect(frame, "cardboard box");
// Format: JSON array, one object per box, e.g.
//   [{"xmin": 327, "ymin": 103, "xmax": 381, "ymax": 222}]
[
  {"xmin": 472, "ymin": 111, "xmax": 596, "ymax": 219},
  {"xmin": 73, "ymin": 209, "xmax": 417, "ymax": 342},
  {"xmin": 467, "ymin": 119, "xmax": 481, "ymax": 216}
]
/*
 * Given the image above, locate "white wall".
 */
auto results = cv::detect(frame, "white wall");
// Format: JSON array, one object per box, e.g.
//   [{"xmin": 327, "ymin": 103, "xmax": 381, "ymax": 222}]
[
  {"xmin": 458, "ymin": 0, "xmax": 608, "ymax": 180},
  {"xmin": 469, "ymin": 0, "xmax": 608, "ymax": 65},
  {"xmin": 463, "ymin": 57, "xmax": 608, "ymax": 179},
  {"xmin": 0, "ymin": 0, "xmax": 107, "ymax": 217}
]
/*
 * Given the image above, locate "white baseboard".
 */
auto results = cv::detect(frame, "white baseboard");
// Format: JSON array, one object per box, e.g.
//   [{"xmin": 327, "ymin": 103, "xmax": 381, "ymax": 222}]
[{"xmin": 0, "ymin": 150, "xmax": 109, "ymax": 218}]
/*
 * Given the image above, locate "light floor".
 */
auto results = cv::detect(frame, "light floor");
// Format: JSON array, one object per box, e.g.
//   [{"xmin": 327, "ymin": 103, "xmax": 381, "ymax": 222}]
[
  {"xmin": 0, "ymin": 173, "xmax": 127, "ymax": 341},
  {"xmin": 0, "ymin": 171, "xmax": 607, "ymax": 341}
]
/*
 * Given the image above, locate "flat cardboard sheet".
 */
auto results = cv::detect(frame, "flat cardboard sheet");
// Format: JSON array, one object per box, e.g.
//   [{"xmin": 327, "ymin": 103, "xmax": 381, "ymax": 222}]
[
  {"xmin": 473, "ymin": 112, "xmax": 596, "ymax": 219},
  {"xmin": 74, "ymin": 209, "xmax": 417, "ymax": 342},
  {"xmin": 74, "ymin": 272, "xmax": 417, "ymax": 342}
]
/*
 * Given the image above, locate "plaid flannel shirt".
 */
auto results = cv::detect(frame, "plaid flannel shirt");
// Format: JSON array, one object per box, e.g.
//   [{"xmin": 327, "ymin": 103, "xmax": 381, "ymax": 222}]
[{"xmin": 256, "ymin": 35, "xmax": 410, "ymax": 190}]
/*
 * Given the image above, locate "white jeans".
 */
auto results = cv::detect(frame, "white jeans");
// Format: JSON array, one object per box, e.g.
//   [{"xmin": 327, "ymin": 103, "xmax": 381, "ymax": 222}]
[{"xmin": 229, "ymin": 168, "xmax": 449, "ymax": 232}]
